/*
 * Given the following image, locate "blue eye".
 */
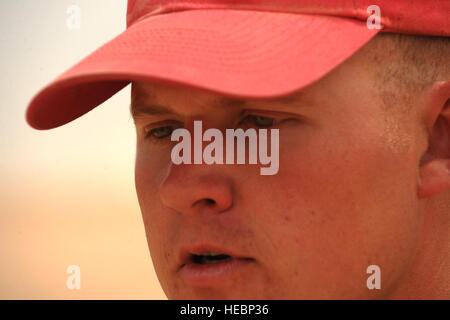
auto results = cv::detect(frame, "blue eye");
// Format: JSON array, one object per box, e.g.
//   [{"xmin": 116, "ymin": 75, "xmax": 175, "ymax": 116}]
[
  {"xmin": 241, "ymin": 115, "xmax": 275, "ymax": 128},
  {"xmin": 146, "ymin": 125, "xmax": 175, "ymax": 139}
]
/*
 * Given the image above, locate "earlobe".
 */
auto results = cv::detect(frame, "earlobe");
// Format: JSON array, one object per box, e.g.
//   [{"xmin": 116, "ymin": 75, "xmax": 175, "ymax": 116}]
[{"xmin": 418, "ymin": 159, "xmax": 450, "ymax": 198}]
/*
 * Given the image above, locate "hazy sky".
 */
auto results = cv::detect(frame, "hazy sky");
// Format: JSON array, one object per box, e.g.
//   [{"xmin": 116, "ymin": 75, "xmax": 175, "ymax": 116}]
[{"xmin": 0, "ymin": 1, "xmax": 166, "ymax": 299}]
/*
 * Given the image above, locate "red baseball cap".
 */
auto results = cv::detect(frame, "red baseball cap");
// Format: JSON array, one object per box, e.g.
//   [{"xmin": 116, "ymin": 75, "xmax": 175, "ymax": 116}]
[{"xmin": 26, "ymin": 0, "xmax": 449, "ymax": 130}]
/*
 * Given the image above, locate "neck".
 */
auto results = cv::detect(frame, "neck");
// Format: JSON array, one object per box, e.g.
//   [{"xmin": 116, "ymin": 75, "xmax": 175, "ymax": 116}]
[{"xmin": 388, "ymin": 193, "xmax": 450, "ymax": 299}]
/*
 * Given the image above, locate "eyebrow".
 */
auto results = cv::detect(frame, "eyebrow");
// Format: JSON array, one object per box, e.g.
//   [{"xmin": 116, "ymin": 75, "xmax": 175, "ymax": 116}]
[
  {"xmin": 130, "ymin": 92, "xmax": 303, "ymax": 118},
  {"xmin": 130, "ymin": 102, "xmax": 176, "ymax": 118}
]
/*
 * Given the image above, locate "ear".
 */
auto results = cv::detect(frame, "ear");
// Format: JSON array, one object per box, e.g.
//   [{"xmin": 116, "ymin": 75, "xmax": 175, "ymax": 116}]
[{"xmin": 418, "ymin": 81, "xmax": 450, "ymax": 199}]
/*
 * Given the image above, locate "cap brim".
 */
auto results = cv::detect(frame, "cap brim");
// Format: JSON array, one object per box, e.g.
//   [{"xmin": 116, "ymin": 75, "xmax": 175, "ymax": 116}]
[{"xmin": 26, "ymin": 9, "xmax": 380, "ymax": 130}]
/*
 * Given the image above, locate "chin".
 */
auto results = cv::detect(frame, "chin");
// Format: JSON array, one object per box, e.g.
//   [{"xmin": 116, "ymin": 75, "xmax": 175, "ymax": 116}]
[{"xmin": 169, "ymin": 288, "xmax": 262, "ymax": 300}]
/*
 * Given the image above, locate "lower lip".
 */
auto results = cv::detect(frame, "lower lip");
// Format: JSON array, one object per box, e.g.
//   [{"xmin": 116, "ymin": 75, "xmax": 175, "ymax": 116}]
[{"xmin": 181, "ymin": 258, "xmax": 255, "ymax": 286}]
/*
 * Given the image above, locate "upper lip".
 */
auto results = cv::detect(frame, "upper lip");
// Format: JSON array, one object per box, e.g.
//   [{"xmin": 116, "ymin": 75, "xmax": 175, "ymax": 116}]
[{"xmin": 178, "ymin": 243, "xmax": 252, "ymax": 269}]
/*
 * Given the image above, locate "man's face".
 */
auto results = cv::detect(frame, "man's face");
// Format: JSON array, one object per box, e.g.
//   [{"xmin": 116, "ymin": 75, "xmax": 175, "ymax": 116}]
[{"xmin": 131, "ymin": 38, "xmax": 423, "ymax": 299}]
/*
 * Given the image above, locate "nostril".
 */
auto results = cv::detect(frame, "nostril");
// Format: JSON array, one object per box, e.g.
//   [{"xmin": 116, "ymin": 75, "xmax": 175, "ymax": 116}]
[{"xmin": 191, "ymin": 198, "xmax": 217, "ymax": 209}]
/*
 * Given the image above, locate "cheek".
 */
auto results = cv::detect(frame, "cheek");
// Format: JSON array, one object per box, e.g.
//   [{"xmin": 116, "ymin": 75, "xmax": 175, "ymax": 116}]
[
  {"xmin": 134, "ymin": 147, "xmax": 172, "ymax": 243},
  {"xmin": 134, "ymin": 147, "xmax": 178, "ymax": 286},
  {"xmin": 135, "ymin": 149, "xmax": 157, "ymax": 212},
  {"xmin": 278, "ymin": 117, "xmax": 418, "ymax": 224},
  {"xmin": 249, "ymin": 121, "xmax": 420, "ymax": 296},
  {"xmin": 135, "ymin": 144, "xmax": 171, "ymax": 206}
]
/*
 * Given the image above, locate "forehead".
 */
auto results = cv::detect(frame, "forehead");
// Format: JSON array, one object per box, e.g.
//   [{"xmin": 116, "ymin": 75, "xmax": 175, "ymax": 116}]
[
  {"xmin": 132, "ymin": 80, "xmax": 305, "ymax": 103},
  {"xmin": 130, "ymin": 81, "xmax": 311, "ymax": 117}
]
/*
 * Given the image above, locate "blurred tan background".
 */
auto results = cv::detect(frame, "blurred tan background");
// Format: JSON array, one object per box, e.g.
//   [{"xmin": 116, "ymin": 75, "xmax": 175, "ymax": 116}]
[{"xmin": 0, "ymin": 0, "xmax": 166, "ymax": 299}]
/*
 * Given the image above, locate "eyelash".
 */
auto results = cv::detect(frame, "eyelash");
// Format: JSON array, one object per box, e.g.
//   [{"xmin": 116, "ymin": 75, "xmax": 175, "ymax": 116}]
[
  {"xmin": 144, "ymin": 114, "xmax": 278, "ymax": 142},
  {"xmin": 144, "ymin": 121, "xmax": 182, "ymax": 143}
]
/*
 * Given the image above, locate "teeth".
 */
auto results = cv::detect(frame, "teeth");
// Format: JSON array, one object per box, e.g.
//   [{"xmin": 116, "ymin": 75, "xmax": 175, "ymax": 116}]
[
  {"xmin": 191, "ymin": 251, "xmax": 232, "ymax": 264},
  {"xmin": 201, "ymin": 251, "xmax": 223, "ymax": 256}
]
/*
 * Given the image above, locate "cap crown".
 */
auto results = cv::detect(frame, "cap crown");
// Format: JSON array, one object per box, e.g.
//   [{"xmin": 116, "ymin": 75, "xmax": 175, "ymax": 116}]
[{"xmin": 126, "ymin": 0, "xmax": 449, "ymax": 36}]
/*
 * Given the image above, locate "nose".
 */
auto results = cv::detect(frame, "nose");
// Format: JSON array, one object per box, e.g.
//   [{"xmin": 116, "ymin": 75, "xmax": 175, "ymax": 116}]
[{"xmin": 159, "ymin": 163, "xmax": 234, "ymax": 214}]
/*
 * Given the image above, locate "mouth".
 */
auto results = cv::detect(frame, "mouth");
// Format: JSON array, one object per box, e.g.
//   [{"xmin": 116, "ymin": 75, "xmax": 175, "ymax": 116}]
[
  {"xmin": 191, "ymin": 251, "xmax": 233, "ymax": 264},
  {"xmin": 178, "ymin": 245, "xmax": 255, "ymax": 286}
]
